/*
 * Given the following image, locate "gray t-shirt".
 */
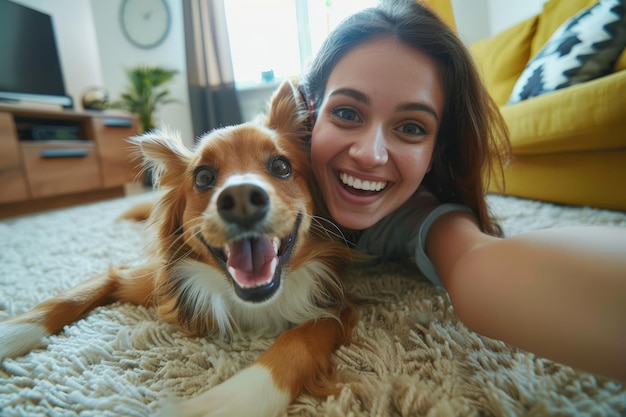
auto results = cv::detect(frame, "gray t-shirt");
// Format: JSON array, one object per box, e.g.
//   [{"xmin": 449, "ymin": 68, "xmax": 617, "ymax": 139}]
[{"xmin": 353, "ymin": 186, "xmax": 472, "ymax": 287}]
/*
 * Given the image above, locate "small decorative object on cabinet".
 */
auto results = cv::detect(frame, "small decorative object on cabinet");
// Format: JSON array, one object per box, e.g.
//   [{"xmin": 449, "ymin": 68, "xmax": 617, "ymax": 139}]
[
  {"xmin": 82, "ymin": 87, "xmax": 109, "ymax": 111},
  {"xmin": 0, "ymin": 104, "xmax": 140, "ymax": 218}
]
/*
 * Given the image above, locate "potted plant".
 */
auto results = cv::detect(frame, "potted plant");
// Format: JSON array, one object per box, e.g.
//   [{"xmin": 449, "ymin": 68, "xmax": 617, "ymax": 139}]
[
  {"xmin": 109, "ymin": 65, "xmax": 178, "ymax": 186},
  {"xmin": 108, "ymin": 65, "xmax": 178, "ymax": 132}
]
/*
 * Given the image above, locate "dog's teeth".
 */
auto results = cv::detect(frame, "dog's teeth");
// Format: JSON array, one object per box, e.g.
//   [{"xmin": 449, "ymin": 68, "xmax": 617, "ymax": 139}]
[
  {"xmin": 272, "ymin": 237, "xmax": 280, "ymax": 255},
  {"xmin": 270, "ymin": 257, "xmax": 277, "ymax": 278},
  {"xmin": 224, "ymin": 245, "xmax": 231, "ymax": 257}
]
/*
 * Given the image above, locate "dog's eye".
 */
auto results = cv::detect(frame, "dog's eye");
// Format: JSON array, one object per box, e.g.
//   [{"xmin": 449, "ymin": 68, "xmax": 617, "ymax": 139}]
[
  {"xmin": 269, "ymin": 157, "xmax": 291, "ymax": 179},
  {"xmin": 194, "ymin": 166, "xmax": 217, "ymax": 189}
]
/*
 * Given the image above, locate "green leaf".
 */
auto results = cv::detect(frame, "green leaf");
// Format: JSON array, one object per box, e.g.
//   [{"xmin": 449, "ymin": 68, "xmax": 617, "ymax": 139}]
[{"xmin": 107, "ymin": 65, "xmax": 179, "ymax": 132}]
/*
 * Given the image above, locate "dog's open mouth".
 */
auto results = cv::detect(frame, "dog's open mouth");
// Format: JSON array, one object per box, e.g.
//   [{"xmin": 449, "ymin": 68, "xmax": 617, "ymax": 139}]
[{"xmin": 202, "ymin": 214, "xmax": 302, "ymax": 303}]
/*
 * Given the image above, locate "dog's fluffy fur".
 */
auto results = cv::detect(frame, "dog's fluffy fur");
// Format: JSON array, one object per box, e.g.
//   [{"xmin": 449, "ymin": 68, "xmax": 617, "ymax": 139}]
[{"xmin": 0, "ymin": 81, "xmax": 359, "ymax": 417}]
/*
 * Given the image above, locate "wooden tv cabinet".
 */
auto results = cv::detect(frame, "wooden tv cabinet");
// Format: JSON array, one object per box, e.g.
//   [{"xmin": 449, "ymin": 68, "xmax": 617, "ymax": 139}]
[{"xmin": 0, "ymin": 104, "xmax": 141, "ymax": 218}]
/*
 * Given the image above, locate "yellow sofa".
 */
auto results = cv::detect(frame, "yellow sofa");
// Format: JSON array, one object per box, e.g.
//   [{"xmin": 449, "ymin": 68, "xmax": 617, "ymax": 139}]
[
  {"xmin": 473, "ymin": 0, "xmax": 626, "ymax": 211},
  {"xmin": 424, "ymin": 0, "xmax": 626, "ymax": 211}
]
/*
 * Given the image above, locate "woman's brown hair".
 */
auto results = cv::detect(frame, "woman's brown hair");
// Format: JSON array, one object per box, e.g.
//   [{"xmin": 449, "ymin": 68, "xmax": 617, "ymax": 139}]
[{"xmin": 299, "ymin": 0, "xmax": 510, "ymax": 236}]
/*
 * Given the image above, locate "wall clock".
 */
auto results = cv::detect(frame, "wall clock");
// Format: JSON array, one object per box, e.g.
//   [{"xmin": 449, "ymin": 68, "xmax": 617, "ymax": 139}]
[{"xmin": 120, "ymin": 0, "xmax": 171, "ymax": 49}]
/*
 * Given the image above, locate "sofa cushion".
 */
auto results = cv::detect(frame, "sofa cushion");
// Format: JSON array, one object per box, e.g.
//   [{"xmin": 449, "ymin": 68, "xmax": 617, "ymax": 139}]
[
  {"xmin": 508, "ymin": 0, "xmax": 626, "ymax": 104},
  {"xmin": 530, "ymin": 0, "xmax": 598, "ymax": 57},
  {"xmin": 502, "ymin": 70, "xmax": 626, "ymax": 155},
  {"xmin": 469, "ymin": 16, "xmax": 538, "ymax": 107}
]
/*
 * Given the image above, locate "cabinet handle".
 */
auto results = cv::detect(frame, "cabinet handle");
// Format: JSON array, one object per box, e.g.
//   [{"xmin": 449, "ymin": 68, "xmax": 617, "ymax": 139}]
[
  {"xmin": 103, "ymin": 118, "xmax": 133, "ymax": 128},
  {"xmin": 40, "ymin": 149, "xmax": 88, "ymax": 158}
]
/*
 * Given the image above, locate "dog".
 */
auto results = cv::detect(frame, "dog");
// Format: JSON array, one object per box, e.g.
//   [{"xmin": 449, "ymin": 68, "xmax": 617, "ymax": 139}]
[{"xmin": 0, "ymin": 81, "xmax": 360, "ymax": 417}]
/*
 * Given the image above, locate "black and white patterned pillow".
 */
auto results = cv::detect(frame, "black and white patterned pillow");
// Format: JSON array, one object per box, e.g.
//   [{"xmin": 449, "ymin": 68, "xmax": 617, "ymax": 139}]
[{"xmin": 508, "ymin": 0, "xmax": 626, "ymax": 104}]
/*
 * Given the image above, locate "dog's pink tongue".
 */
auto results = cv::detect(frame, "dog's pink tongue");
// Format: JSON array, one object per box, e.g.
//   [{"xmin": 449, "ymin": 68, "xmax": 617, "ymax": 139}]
[{"xmin": 227, "ymin": 237, "xmax": 276, "ymax": 286}]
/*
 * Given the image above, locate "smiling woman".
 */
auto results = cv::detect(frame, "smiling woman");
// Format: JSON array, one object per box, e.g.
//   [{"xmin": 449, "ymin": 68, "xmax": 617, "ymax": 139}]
[{"xmin": 310, "ymin": 37, "xmax": 443, "ymax": 231}]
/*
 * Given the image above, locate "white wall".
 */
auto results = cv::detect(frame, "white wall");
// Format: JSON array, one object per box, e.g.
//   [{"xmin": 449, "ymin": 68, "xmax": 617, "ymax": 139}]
[
  {"xmin": 90, "ymin": 0, "xmax": 193, "ymax": 146},
  {"xmin": 486, "ymin": 0, "xmax": 546, "ymax": 37},
  {"xmin": 452, "ymin": 0, "xmax": 546, "ymax": 44},
  {"xmin": 451, "ymin": 0, "xmax": 490, "ymax": 45}
]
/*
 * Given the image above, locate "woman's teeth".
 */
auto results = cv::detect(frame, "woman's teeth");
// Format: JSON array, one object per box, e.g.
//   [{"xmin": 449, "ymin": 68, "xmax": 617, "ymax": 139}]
[{"xmin": 340, "ymin": 172, "xmax": 387, "ymax": 192}]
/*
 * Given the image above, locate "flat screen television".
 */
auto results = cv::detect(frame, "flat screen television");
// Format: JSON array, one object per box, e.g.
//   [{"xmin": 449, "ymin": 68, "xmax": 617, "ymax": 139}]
[{"xmin": 0, "ymin": 0, "xmax": 73, "ymax": 109}]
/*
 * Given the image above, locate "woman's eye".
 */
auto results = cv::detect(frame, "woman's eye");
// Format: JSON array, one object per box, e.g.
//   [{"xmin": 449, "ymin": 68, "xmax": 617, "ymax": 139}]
[
  {"xmin": 269, "ymin": 157, "xmax": 291, "ymax": 178},
  {"xmin": 397, "ymin": 122, "xmax": 425, "ymax": 136},
  {"xmin": 194, "ymin": 166, "xmax": 217, "ymax": 189},
  {"xmin": 331, "ymin": 107, "xmax": 361, "ymax": 122}
]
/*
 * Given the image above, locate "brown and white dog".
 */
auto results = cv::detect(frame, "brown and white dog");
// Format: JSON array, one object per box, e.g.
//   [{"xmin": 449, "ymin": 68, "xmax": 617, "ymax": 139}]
[{"xmin": 0, "ymin": 81, "xmax": 360, "ymax": 417}]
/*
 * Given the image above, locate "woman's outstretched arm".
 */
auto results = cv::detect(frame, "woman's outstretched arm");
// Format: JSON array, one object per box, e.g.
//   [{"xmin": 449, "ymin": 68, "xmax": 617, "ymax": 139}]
[{"xmin": 427, "ymin": 210, "xmax": 626, "ymax": 382}]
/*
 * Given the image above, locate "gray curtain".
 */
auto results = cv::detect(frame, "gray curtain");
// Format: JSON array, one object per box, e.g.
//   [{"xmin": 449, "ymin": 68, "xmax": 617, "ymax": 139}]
[{"xmin": 182, "ymin": 0, "xmax": 242, "ymax": 140}]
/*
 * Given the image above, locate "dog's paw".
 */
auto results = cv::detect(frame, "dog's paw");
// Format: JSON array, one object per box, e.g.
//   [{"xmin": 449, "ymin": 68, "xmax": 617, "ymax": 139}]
[
  {"xmin": 0, "ymin": 319, "xmax": 47, "ymax": 360},
  {"xmin": 157, "ymin": 364, "xmax": 291, "ymax": 417}
]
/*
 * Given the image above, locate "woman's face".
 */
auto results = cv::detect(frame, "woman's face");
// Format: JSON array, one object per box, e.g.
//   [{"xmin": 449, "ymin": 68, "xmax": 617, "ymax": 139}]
[{"xmin": 311, "ymin": 37, "xmax": 444, "ymax": 230}]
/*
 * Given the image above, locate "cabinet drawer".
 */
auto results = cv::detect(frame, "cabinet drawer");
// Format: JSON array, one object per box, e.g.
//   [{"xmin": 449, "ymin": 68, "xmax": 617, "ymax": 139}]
[
  {"xmin": 0, "ymin": 113, "xmax": 29, "ymax": 203},
  {"xmin": 21, "ymin": 142, "xmax": 102, "ymax": 198},
  {"xmin": 0, "ymin": 166, "xmax": 29, "ymax": 203},
  {"xmin": 92, "ymin": 117, "xmax": 140, "ymax": 187}
]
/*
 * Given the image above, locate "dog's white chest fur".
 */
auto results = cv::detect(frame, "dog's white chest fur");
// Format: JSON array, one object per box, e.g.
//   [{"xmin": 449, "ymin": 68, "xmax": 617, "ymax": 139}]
[{"xmin": 172, "ymin": 259, "xmax": 338, "ymax": 338}]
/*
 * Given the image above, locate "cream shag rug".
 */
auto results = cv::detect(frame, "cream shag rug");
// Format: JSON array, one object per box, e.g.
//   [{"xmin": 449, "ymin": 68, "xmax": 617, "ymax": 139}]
[{"xmin": 1, "ymin": 192, "xmax": 625, "ymax": 417}]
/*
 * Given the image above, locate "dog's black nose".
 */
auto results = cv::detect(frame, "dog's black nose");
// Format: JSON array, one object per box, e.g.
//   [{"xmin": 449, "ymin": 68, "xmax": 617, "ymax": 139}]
[{"xmin": 217, "ymin": 184, "xmax": 270, "ymax": 228}]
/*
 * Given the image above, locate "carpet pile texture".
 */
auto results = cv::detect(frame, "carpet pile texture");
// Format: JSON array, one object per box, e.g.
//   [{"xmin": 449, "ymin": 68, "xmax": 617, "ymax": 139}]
[{"xmin": 1, "ymin": 192, "xmax": 625, "ymax": 416}]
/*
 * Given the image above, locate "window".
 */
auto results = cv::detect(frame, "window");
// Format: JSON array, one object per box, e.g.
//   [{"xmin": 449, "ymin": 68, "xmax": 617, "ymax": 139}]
[{"xmin": 223, "ymin": 0, "xmax": 377, "ymax": 86}]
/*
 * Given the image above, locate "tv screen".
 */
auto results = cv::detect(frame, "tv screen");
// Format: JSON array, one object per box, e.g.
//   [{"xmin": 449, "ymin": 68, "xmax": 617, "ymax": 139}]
[{"xmin": 0, "ymin": 0, "xmax": 73, "ymax": 108}]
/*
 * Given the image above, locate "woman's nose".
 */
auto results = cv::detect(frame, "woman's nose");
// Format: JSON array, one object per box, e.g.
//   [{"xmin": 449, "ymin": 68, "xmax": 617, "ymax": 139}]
[{"xmin": 348, "ymin": 125, "xmax": 388, "ymax": 167}]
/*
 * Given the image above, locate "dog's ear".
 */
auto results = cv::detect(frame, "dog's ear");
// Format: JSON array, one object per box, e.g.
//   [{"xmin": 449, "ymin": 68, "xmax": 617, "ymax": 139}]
[
  {"xmin": 266, "ymin": 80, "xmax": 310, "ymax": 140},
  {"xmin": 130, "ymin": 129, "xmax": 193, "ymax": 188}
]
